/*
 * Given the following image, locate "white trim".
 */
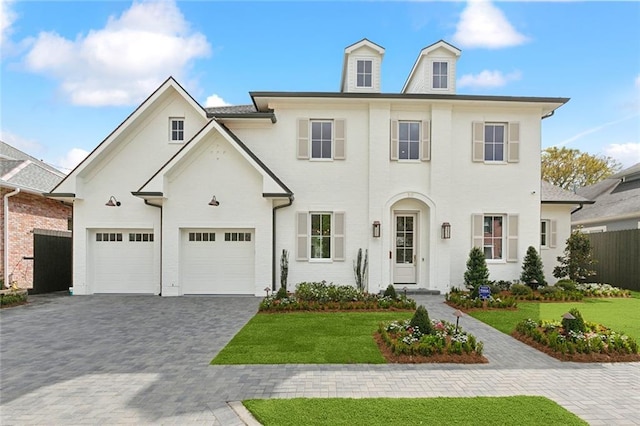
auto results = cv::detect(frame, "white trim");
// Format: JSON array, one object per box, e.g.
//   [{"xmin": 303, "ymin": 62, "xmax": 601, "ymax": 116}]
[
  {"xmin": 572, "ymin": 212, "xmax": 640, "ymax": 225},
  {"xmin": 579, "ymin": 225, "xmax": 607, "ymax": 234}
]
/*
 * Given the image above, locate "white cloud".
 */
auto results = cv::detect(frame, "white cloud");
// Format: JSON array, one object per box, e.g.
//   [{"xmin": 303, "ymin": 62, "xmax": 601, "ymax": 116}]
[
  {"xmin": 635, "ymin": 75, "xmax": 640, "ymax": 89},
  {"xmin": 0, "ymin": 0, "xmax": 17, "ymax": 45},
  {"xmin": 603, "ymin": 143, "xmax": 640, "ymax": 169},
  {"xmin": 556, "ymin": 114, "xmax": 640, "ymax": 147},
  {"xmin": 58, "ymin": 148, "xmax": 90, "ymax": 172},
  {"xmin": 458, "ymin": 69, "xmax": 522, "ymax": 89},
  {"xmin": 453, "ymin": 0, "xmax": 529, "ymax": 49},
  {"xmin": 204, "ymin": 94, "xmax": 230, "ymax": 108},
  {"xmin": 24, "ymin": 0, "xmax": 211, "ymax": 107}
]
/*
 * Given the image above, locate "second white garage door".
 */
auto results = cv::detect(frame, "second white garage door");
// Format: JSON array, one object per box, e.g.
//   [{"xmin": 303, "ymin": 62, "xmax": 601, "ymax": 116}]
[{"xmin": 180, "ymin": 229, "xmax": 255, "ymax": 294}]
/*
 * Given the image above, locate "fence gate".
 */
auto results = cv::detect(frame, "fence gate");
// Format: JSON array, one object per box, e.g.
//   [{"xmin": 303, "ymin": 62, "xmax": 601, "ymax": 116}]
[{"xmin": 32, "ymin": 229, "xmax": 72, "ymax": 294}]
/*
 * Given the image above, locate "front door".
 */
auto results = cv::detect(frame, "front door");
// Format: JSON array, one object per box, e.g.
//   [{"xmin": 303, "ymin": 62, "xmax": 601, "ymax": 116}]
[{"xmin": 394, "ymin": 213, "xmax": 417, "ymax": 284}]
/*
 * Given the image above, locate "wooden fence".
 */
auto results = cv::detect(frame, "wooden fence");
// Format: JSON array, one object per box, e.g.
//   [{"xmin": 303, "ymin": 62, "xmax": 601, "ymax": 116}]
[{"xmin": 585, "ymin": 229, "xmax": 640, "ymax": 292}]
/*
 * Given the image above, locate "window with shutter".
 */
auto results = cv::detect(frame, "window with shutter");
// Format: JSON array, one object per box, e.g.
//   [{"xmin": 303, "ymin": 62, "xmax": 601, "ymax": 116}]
[
  {"xmin": 333, "ymin": 212, "xmax": 345, "ymax": 261},
  {"xmin": 472, "ymin": 122, "xmax": 520, "ymax": 163},
  {"xmin": 297, "ymin": 119, "xmax": 309, "ymax": 159},
  {"xmin": 296, "ymin": 212, "xmax": 308, "ymax": 260},
  {"xmin": 421, "ymin": 120, "xmax": 431, "ymax": 161},
  {"xmin": 390, "ymin": 120, "xmax": 399, "ymax": 160},
  {"xmin": 508, "ymin": 122, "xmax": 520, "ymax": 163},
  {"xmin": 390, "ymin": 120, "xmax": 430, "ymax": 161},
  {"xmin": 334, "ymin": 119, "xmax": 346, "ymax": 160},
  {"xmin": 549, "ymin": 220, "xmax": 557, "ymax": 248},
  {"xmin": 507, "ymin": 214, "xmax": 518, "ymax": 262}
]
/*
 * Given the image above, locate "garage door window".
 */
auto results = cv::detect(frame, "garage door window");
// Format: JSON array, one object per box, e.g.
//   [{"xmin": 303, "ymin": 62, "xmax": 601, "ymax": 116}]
[
  {"xmin": 225, "ymin": 232, "xmax": 251, "ymax": 242},
  {"xmin": 129, "ymin": 233, "xmax": 154, "ymax": 242},
  {"xmin": 188, "ymin": 232, "xmax": 216, "ymax": 242},
  {"xmin": 96, "ymin": 233, "xmax": 122, "ymax": 242}
]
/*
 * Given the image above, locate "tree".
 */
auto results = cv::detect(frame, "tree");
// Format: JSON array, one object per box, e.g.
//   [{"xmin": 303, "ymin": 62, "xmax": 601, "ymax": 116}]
[
  {"xmin": 464, "ymin": 247, "xmax": 490, "ymax": 297},
  {"xmin": 520, "ymin": 246, "xmax": 546, "ymax": 288},
  {"xmin": 553, "ymin": 230, "xmax": 596, "ymax": 281},
  {"xmin": 541, "ymin": 147, "xmax": 621, "ymax": 190}
]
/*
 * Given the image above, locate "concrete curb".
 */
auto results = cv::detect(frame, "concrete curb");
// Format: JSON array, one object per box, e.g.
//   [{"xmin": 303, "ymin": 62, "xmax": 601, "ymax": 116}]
[{"xmin": 228, "ymin": 401, "xmax": 262, "ymax": 426}]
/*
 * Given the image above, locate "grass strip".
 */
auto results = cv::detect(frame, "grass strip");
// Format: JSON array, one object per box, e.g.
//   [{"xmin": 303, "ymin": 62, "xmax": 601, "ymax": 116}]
[
  {"xmin": 211, "ymin": 311, "xmax": 412, "ymax": 364},
  {"xmin": 243, "ymin": 396, "xmax": 586, "ymax": 426}
]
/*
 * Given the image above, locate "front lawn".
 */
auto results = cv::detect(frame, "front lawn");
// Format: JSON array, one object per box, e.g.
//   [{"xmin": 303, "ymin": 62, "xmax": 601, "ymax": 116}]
[
  {"xmin": 211, "ymin": 311, "xmax": 412, "ymax": 364},
  {"xmin": 243, "ymin": 396, "xmax": 586, "ymax": 426},
  {"xmin": 470, "ymin": 292, "xmax": 640, "ymax": 340}
]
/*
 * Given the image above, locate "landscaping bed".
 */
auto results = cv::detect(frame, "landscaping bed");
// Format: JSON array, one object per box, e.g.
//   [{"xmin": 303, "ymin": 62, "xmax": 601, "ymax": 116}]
[
  {"xmin": 0, "ymin": 288, "xmax": 28, "ymax": 308},
  {"xmin": 259, "ymin": 281, "xmax": 416, "ymax": 312},
  {"xmin": 375, "ymin": 306, "xmax": 487, "ymax": 364},
  {"xmin": 512, "ymin": 308, "xmax": 640, "ymax": 362}
]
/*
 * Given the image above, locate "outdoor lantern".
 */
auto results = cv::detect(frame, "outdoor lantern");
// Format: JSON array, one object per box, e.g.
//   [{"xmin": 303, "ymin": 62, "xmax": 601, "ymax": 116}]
[
  {"xmin": 105, "ymin": 196, "xmax": 121, "ymax": 207},
  {"xmin": 372, "ymin": 221, "xmax": 381, "ymax": 238},
  {"xmin": 208, "ymin": 195, "xmax": 220, "ymax": 206},
  {"xmin": 441, "ymin": 222, "xmax": 451, "ymax": 239}
]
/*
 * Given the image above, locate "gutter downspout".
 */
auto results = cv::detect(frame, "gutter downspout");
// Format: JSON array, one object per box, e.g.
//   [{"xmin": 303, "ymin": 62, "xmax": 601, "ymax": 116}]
[
  {"xmin": 4, "ymin": 188, "xmax": 20, "ymax": 288},
  {"xmin": 272, "ymin": 195, "xmax": 294, "ymax": 290},
  {"xmin": 571, "ymin": 203, "xmax": 584, "ymax": 215},
  {"xmin": 144, "ymin": 200, "xmax": 163, "ymax": 296}
]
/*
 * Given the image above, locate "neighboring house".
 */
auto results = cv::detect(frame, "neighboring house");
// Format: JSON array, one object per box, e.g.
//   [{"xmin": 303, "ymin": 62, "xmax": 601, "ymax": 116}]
[
  {"xmin": 572, "ymin": 163, "xmax": 640, "ymax": 233},
  {"xmin": 540, "ymin": 181, "xmax": 593, "ymax": 284},
  {"xmin": 1, "ymin": 141, "xmax": 71, "ymax": 289},
  {"xmin": 48, "ymin": 39, "xmax": 573, "ymax": 296}
]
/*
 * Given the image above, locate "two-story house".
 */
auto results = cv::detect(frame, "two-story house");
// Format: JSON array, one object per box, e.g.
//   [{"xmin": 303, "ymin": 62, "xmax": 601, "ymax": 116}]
[{"xmin": 48, "ymin": 39, "xmax": 572, "ymax": 296}]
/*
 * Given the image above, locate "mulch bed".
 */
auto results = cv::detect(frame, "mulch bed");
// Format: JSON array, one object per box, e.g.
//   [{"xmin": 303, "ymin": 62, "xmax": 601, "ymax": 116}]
[
  {"xmin": 373, "ymin": 333, "xmax": 488, "ymax": 364},
  {"xmin": 511, "ymin": 331, "xmax": 640, "ymax": 363}
]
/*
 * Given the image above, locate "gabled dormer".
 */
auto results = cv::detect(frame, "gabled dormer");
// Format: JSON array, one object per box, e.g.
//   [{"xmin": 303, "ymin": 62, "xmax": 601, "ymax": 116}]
[
  {"xmin": 402, "ymin": 40, "xmax": 461, "ymax": 94},
  {"xmin": 340, "ymin": 39, "xmax": 385, "ymax": 93}
]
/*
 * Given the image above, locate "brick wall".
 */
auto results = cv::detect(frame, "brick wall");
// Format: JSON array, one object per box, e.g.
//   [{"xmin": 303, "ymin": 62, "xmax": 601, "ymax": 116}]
[{"xmin": 0, "ymin": 188, "xmax": 72, "ymax": 289}]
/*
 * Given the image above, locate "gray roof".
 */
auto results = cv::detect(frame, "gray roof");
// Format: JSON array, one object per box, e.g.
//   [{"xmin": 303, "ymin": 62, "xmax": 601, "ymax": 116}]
[
  {"xmin": 541, "ymin": 180, "xmax": 591, "ymax": 204},
  {"xmin": 573, "ymin": 163, "xmax": 640, "ymax": 222},
  {"xmin": 0, "ymin": 141, "xmax": 65, "ymax": 193}
]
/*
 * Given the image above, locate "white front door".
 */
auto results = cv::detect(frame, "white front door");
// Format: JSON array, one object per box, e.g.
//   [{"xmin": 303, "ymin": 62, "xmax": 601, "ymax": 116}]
[{"xmin": 394, "ymin": 213, "xmax": 417, "ymax": 284}]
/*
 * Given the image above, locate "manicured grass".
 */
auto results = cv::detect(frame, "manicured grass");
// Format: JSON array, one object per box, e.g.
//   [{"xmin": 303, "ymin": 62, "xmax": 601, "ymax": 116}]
[
  {"xmin": 211, "ymin": 311, "xmax": 412, "ymax": 364},
  {"xmin": 470, "ymin": 293, "xmax": 640, "ymax": 339},
  {"xmin": 243, "ymin": 396, "xmax": 587, "ymax": 426}
]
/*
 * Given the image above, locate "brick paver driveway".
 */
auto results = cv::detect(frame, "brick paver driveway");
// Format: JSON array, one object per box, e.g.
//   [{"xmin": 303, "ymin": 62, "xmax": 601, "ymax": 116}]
[{"xmin": 1, "ymin": 293, "xmax": 639, "ymax": 425}]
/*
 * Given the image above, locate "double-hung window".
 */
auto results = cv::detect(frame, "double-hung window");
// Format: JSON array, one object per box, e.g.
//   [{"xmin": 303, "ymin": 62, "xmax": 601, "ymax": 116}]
[
  {"xmin": 484, "ymin": 123, "xmax": 505, "ymax": 162},
  {"xmin": 398, "ymin": 121, "xmax": 420, "ymax": 160},
  {"xmin": 390, "ymin": 120, "xmax": 431, "ymax": 161},
  {"xmin": 540, "ymin": 219, "xmax": 557, "ymax": 248},
  {"xmin": 432, "ymin": 61, "xmax": 448, "ymax": 89},
  {"xmin": 473, "ymin": 213, "xmax": 518, "ymax": 262},
  {"xmin": 170, "ymin": 118, "xmax": 184, "ymax": 142},
  {"xmin": 472, "ymin": 122, "xmax": 520, "ymax": 163},
  {"xmin": 311, "ymin": 120, "xmax": 332, "ymax": 159},
  {"xmin": 297, "ymin": 119, "xmax": 346, "ymax": 160},
  {"xmin": 356, "ymin": 59, "xmax": 373, "ymax": 88},
  {"xmin": 540, "ymin": 220, "xmax": 549, "ymax": 248}
]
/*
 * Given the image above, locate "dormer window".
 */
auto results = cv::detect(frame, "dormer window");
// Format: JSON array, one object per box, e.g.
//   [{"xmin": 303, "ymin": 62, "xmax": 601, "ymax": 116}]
[
  {"xmin": 433, "ymin": 61, "xmax": 448, "ymax": 89},
  {"xmin": 170, "ymin": 118, "xmax": 184, "ymax": 142},
  {"xmin": 356, "ymin": 59, "xmax": 373, "ymax": 88}
]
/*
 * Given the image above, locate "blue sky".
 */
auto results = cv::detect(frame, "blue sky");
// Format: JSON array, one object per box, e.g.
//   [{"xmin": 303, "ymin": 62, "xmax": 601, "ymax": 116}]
[{"xmin": 1, "ymin": 0, "xmax": 639, "ymax": 172}]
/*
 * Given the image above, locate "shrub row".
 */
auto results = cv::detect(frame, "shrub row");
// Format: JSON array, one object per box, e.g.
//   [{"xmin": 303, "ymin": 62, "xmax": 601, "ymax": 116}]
[
  {"xmin": 0, "ymin": 289, "xmax": 28, "ymax": 308},
  {"xmin": 445, "ymin": 291, "xmax": 517, "ymax": 309}
]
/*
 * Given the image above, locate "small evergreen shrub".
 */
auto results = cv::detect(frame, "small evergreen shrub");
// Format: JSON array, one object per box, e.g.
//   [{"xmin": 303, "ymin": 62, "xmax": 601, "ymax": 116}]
[
  {"xmin": 520, "ymin": 246, "xmax": 547, "ymax": 288},
  {"xmin": 410, "ymin": 305, "xmax": 433, "ymax": 334},
  {"xmin": 275, "ymin": 286, "xmax": 288, "ymax": 300},
  {"xmin": 493, "ymin": 280, "xmax": 512, "ymax": 291},
  {"xmin": 383, "ymin": 284, "xmax": 397, "ymax": 299},
  {"xmin": 555, "ymin": 279, "xmax": 577, "ymax": 292},
  {"xmin": 464, "ymin": 247, "xmax": 490, "ymax": 298},
  {"xmin": 562, "ymin": 308, "xmax": 586, "ymax": 334},
  {"xmin": 510, "ymin": 283, "xmax": 533, "ymax": 296}
]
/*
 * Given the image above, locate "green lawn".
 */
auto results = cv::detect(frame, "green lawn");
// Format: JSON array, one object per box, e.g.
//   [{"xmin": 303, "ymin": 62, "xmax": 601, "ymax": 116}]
[
  {"xmin": 470, "ymin": 292, "xmax": 640, "ymax": 339},
  {"xmin": 243, "ymin": 396, "xmax": 586, "ymax": 426},
  {"xmin": 211, "ymin": 311, "xmax": 412, "ymax": 364}
]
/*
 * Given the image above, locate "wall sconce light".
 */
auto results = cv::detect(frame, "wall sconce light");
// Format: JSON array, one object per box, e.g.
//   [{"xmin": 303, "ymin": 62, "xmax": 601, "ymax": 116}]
[
  {"xmin": 372, "ymin": 221, "xmax": 381, "ymax": 238},
  {"xmin": 208, "ymin": 196, "xmax": 220, "ymax": 206},
  {"xmin": 441, "ymin": 222, "xmax": 451, "ymax": 239},
  {"xmin": 105, "ymin": 196, "xmax": 121, "ymax": 207}
]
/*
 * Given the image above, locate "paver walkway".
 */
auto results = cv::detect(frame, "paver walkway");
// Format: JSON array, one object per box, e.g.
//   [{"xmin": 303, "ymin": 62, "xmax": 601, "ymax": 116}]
[{"xmin": 1, "ymin": 293, "xmax": 639, "ymax": 425}]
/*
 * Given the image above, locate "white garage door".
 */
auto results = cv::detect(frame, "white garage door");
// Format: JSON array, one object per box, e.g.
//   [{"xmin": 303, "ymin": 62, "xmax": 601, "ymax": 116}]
[
  {"xmin": 181, "ymin": 229, "xmax": 255, "ymax": 294},
  {"xmin": 90, "ymin": 229, "xmax": 156, "ymax": 294}
]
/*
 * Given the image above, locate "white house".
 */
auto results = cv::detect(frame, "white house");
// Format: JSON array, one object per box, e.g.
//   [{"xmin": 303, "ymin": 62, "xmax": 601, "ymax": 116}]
[{"xmin": 48, "ymin": 39, "xmax": 574, "ymax": 296}]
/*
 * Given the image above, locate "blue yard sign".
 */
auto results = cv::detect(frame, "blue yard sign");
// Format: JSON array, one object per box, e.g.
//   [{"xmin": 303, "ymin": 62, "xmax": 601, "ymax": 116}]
[{"xmin": 479, "ymin": 285, "xmax": 491, "ymax": 300}]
